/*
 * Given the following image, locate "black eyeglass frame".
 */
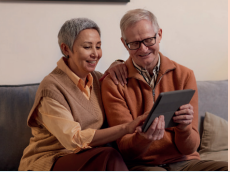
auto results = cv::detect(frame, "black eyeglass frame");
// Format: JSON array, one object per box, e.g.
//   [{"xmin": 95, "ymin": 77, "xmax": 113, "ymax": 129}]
[{"xmin": 125, "ymin": 33, "xmax": 158, "ymax": 50}]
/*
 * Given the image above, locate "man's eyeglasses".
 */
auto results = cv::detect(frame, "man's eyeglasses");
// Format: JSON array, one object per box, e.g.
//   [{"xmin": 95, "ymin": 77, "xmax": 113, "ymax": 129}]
[{"xmin": 125, "ymin": 33, "xmax": 158, "ymax": 50}]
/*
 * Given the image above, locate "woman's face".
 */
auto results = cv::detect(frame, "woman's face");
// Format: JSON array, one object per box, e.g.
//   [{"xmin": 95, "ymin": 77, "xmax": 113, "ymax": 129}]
[{"xmin": 67, "ymin": 29, "xmax": 102, "ymax": 79}]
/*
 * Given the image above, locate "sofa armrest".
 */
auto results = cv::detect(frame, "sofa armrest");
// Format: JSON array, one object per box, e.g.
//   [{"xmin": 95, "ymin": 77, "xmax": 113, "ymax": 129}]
[{"xmin": 0, "ymin": 84, "xmax": 39, "ymax": 171}]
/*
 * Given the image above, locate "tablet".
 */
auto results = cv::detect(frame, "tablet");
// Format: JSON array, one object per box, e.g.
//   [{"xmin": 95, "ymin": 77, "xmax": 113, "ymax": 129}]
[{"xmin": 142, "ymin": 89, "xmax": 195, "ymax": 132}]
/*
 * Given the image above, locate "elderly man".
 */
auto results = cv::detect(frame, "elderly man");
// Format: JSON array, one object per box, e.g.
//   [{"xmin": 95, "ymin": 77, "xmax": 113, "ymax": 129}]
[{"xmin": 101, "ymin": 9, "xmax": 227, "ymax": 171}]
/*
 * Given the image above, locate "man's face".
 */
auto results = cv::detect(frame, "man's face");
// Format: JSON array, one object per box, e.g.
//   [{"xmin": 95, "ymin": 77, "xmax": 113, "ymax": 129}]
[{"xmin": 121, "ymin": 19, "xmax": 162, "ymax": 71}]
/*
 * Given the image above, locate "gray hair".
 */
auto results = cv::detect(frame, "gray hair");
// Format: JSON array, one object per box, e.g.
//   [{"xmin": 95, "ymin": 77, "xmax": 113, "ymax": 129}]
[
  {"xmin": 120, "ymin": 9, "xmax": 160, "ymax": 39},
  {"xmin": 58, "ymin": 18, "xmax": 101, "ymax": 57}
]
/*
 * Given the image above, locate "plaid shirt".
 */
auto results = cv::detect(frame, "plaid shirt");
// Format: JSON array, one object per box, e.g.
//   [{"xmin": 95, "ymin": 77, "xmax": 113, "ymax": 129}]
[{"xmin": 132, "ymin": 54, "xmax": 160, "ymax": 90}]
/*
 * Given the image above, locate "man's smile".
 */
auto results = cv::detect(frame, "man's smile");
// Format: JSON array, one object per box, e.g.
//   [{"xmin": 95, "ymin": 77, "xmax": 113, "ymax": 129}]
[{"xmin": 139, "ymin": 52, "xmax": 151, "ymax": 57}]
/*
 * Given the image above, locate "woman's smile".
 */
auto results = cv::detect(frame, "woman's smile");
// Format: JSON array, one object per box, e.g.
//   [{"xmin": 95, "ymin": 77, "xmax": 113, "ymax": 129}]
[{"xmin": 67, "ymin": 29, "xmax": 102, "ymax": 80}]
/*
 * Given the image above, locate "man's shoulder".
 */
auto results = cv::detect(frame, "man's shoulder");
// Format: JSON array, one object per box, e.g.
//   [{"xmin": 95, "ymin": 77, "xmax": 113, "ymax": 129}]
[
  {"xmin": 160, "ymin": 52, "xmax": 192, "ymax": 71},
  {"xmin": 162, "ymin": 55, "xmax": 193, "ymax": 74},
  {"xmin": 101, "ymin": 74, "xmax": 126, "ymax": 94},
  {"xmin": 160, "ymin": 53, "xmax": 195, "ymax": 82},
  {"xmin": 172, "ymin": 60, "xmax": 193, "ymax": 73},
  {"xmin": 101, "ymin": 74, "xmax": 116, "ymax": 86},
  {"xmin": 171, "ymin": 61, "xmax": 195, "ymax": 83}
]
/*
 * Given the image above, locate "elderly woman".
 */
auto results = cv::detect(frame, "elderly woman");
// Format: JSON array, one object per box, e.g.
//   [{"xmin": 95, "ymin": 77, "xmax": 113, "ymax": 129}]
[{"xmin": 18, "ymin": 18, "xmax": 146, "ymax": 171}]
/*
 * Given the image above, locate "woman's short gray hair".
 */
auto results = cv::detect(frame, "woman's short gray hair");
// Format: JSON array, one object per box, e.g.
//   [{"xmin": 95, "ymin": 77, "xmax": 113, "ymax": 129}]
[
  {"xmin": 58, "ymin": 18, "xmax": 101, "ymax": 57},
  {"xmin": 120, "ymin": 9, "xmax": 159, "ymax": 39}
]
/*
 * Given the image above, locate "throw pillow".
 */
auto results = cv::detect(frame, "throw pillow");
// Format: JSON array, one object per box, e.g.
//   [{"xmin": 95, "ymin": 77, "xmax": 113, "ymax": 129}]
[{"xmin": 199, "ymin": 112, "xmax": 228, "ymax": 162}]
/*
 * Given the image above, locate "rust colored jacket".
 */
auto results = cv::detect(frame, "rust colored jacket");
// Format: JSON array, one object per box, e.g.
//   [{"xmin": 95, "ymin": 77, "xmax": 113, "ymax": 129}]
[{"xmin": 101, "ymin": 52, "xmax": 200, "ymax": 166}]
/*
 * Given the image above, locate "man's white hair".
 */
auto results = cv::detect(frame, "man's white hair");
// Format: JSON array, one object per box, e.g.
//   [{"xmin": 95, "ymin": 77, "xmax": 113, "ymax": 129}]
[{"xmin": 120, "ymin": 9, "xmax": 160, "ymax": 39}]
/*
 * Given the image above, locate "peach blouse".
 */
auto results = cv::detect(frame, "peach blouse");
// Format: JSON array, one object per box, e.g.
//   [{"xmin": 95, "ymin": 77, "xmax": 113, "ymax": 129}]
[{"xmin": 36, "ymin": 57, "xmax": 96, "ymax": 152}]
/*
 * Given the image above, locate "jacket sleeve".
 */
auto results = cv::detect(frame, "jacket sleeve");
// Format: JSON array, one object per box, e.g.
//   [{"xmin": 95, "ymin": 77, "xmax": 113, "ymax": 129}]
[
  {"xmin": 174, "ymin": 70, "xmax": 200, "ymax": 155},
  {"xmin": 101, "ymin": 76, "xmax": 153, "ymax": 159}
]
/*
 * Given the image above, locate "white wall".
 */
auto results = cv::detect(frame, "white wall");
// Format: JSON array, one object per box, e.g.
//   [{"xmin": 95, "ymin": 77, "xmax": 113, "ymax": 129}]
[{"xmin": 0, "ymin": 0, "xmax": 228, "ymax": 85}]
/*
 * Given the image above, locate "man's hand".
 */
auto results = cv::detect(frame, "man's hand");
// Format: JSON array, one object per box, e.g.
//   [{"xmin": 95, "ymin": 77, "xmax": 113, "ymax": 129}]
[
  {"xmin": 100, "ymin": 61, "xmax": 128, "ymax": 86},
  {"xmin": 173, "ymin": 104, "xmax": 194, "ymax": 130},
  {"xmin": 136, "ymin": 115, "xmax": 165, "ymax": 141}
]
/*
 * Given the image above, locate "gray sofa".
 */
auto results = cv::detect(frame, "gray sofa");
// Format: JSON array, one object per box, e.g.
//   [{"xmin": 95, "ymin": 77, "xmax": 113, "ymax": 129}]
[{"xmin": 0, "ymin": 80, "xmax": 228, "ymax": 171}]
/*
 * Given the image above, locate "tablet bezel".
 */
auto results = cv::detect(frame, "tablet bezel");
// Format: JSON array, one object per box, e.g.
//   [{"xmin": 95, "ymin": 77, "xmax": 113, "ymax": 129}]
[{"xmin": 141, "ymin": 89, "xmax": 195, "ymax": 132}]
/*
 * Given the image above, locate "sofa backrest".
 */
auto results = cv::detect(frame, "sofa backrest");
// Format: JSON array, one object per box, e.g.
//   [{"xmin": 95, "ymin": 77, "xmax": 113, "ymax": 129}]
[
  {"xmin": 0, "ymin": 80, "xmax": 227, "ymax": 170},
  {"xmin": 0, "ymin": 84, "xmax": 39, "ymax": 171},
  {"xmin": 196, "ymin": 80, "xmax": 228, "ymax": 136}
]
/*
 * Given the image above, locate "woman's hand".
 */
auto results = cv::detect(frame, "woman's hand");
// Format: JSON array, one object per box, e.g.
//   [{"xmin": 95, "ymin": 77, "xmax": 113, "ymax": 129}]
[
  {"xmin": 100, "ymin": 61, "xmax": 128, "ymax": 86},
  {"xmin": 125, "ymin": 113, "xmax": 148, "ymax": 134},
  {"xmin": 90, "ymin": 113, "xmax": 147, "ymax": 147}
]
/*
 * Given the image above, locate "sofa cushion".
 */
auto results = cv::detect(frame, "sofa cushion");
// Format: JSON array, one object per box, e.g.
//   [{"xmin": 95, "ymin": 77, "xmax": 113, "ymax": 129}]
[
  {"xmin": 196, "ymin": 80, "xmax": 228, "ymax": 136},
  {"xmin": 199, "ymin": 112, "xmax": 228, "ymax": 161},
  {"xmin": 0, "ymin": 84, "xmax": 39, "ymax": 171}
]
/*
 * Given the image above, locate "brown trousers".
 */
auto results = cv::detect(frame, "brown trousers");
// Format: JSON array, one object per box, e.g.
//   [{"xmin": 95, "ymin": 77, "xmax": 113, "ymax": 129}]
[
  {"xmin": 129, "ymin": 159, "xmax": 228, "ymax": 171},
  {"xmin": 52, "ymin": 147, "xmax": 128, "ymax": 171}
]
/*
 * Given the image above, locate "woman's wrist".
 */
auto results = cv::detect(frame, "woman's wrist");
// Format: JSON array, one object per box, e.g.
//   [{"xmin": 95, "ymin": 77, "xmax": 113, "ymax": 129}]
[{"xmin": 121, "ymin": 123, "xmax": 130, "ymax": 135}]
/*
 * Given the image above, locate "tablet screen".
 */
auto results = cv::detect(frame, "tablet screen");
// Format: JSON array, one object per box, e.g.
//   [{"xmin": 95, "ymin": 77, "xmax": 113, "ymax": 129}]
[{"xmin": 142, "ymin": 89, "xmax": 195, "ymax": 132}]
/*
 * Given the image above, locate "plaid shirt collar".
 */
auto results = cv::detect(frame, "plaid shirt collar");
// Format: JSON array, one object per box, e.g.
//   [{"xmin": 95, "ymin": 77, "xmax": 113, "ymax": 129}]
[{"xmin": 132, "ymin": 54, "xmax": 160, "ymax": 89}]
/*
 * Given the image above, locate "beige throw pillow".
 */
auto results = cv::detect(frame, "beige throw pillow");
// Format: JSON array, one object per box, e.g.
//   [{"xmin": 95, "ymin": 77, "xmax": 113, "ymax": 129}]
[{"xmin": 199, "ymin": 112, "xmax": 228, "ymax": 161}]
